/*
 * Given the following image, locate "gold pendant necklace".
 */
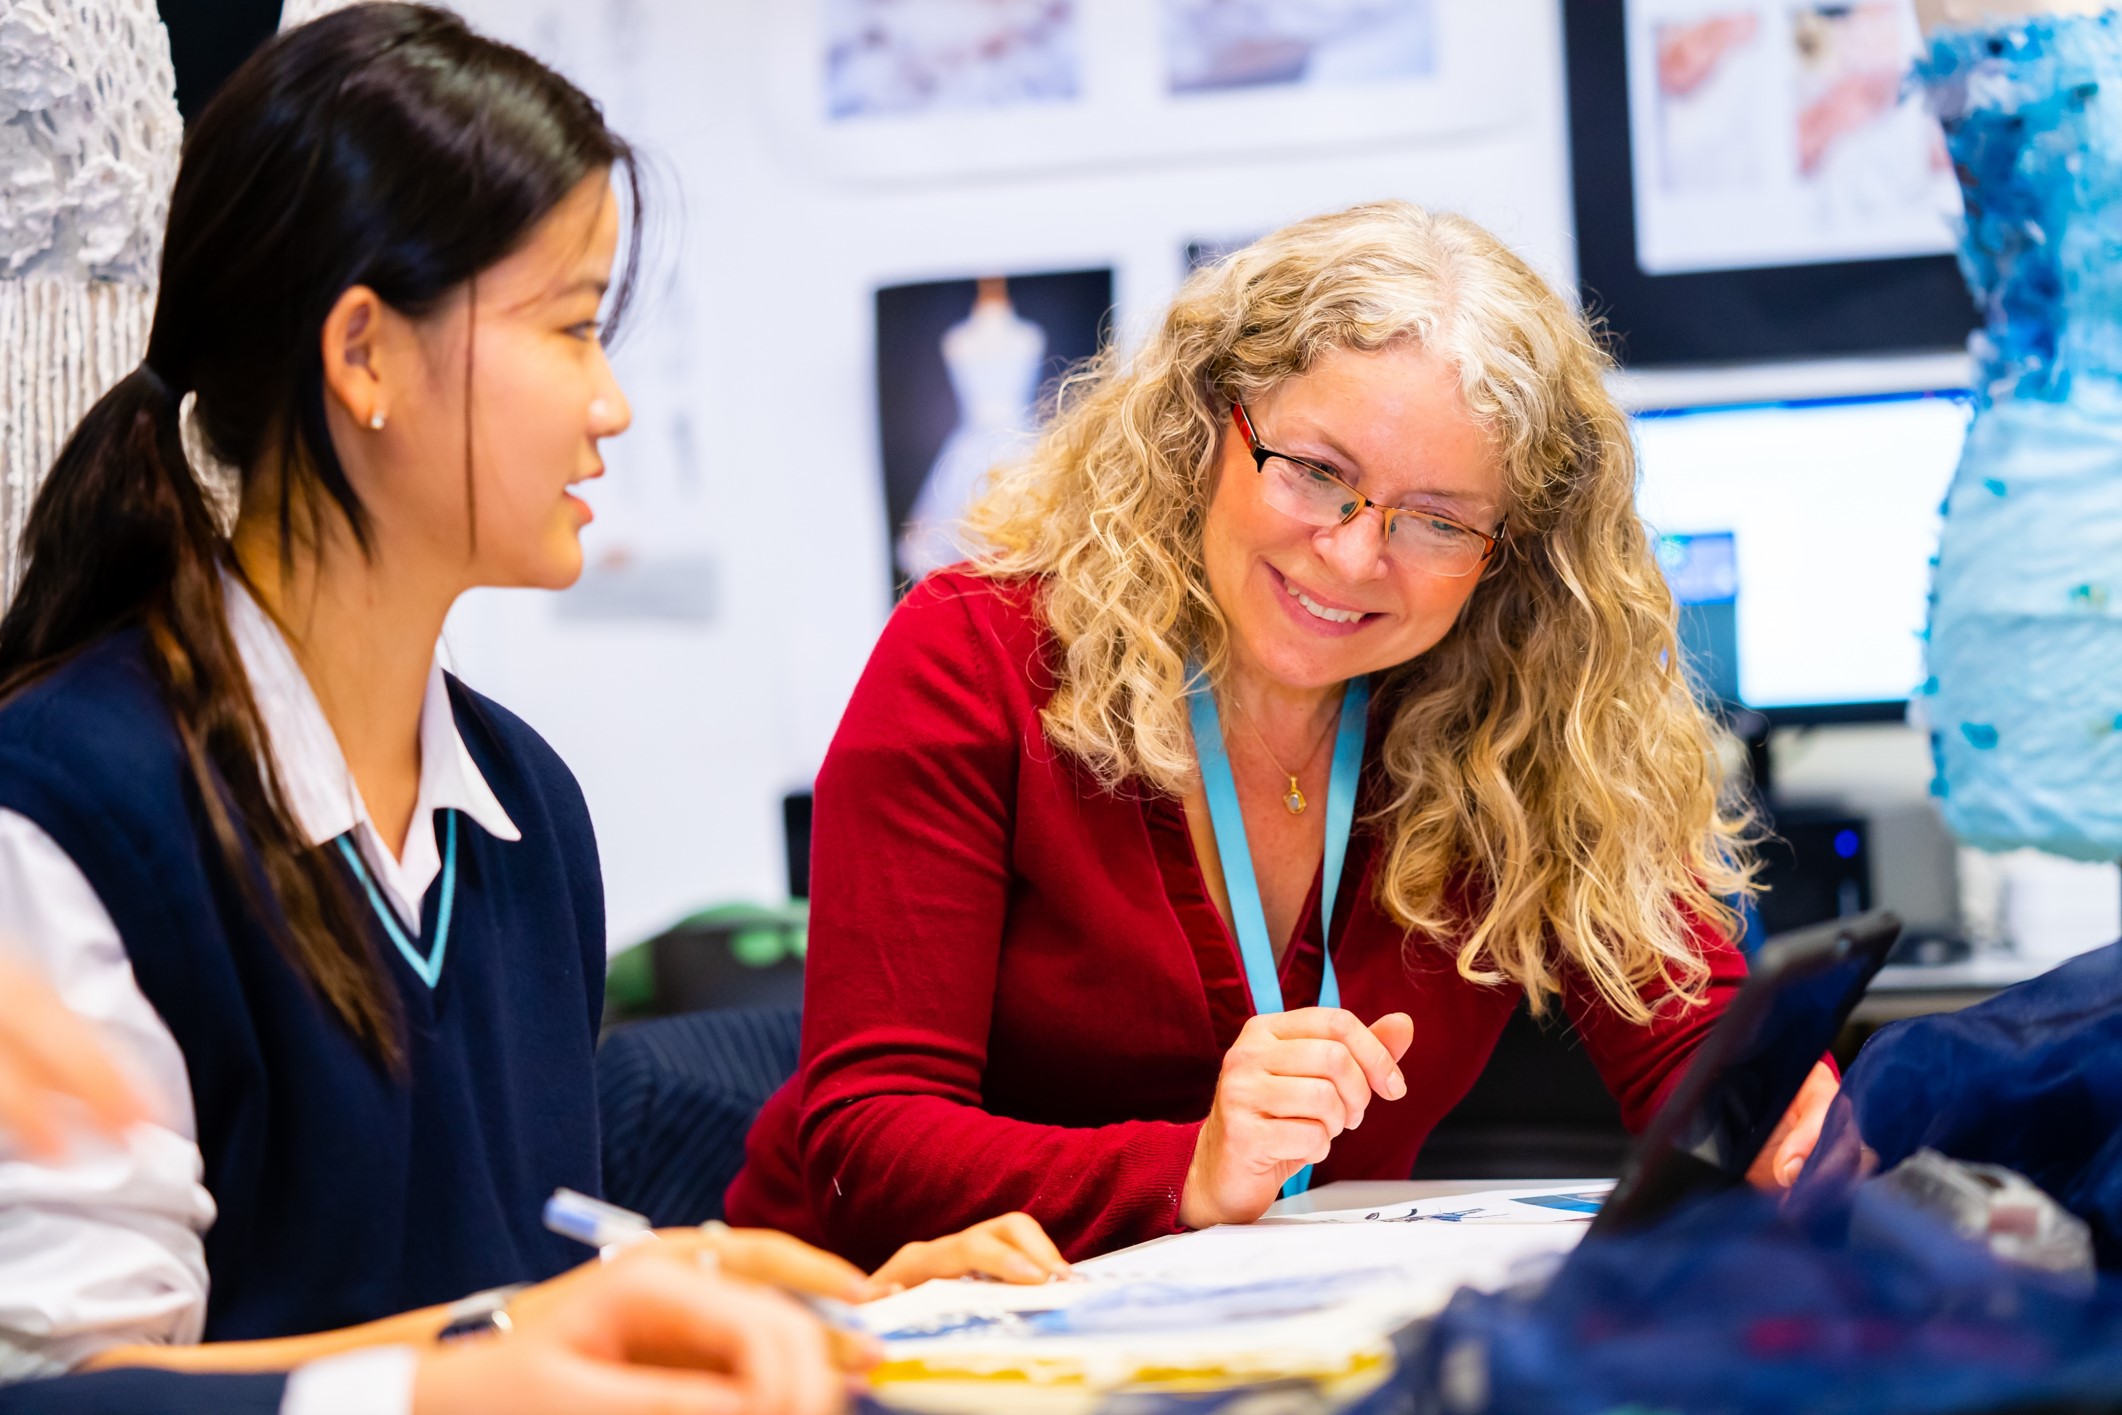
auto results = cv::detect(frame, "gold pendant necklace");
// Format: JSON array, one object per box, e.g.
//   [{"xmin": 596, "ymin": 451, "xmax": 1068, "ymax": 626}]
[{"xmin": 1228, "ymin": 695, "xmax": 1339, "ymax": 815}]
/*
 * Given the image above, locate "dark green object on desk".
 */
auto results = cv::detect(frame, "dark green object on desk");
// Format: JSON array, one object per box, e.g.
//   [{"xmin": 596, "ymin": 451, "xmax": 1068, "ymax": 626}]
[{"xmin": 604, "ymin": 902, "xmax": 808, "ymax": 1028}]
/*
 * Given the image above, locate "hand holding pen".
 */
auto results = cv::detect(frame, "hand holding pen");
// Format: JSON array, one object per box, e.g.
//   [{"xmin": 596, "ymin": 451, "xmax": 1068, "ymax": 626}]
[{"xmin": 415, "ymin": 1244, "xmax": 846, "ymax": 1415}]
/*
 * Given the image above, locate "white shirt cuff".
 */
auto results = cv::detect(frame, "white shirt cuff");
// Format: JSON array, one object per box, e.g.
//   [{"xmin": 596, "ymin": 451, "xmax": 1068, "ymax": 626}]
[{"xmin": 280, "ymin": 1344, "xmax": 419, "ymax": 1415}]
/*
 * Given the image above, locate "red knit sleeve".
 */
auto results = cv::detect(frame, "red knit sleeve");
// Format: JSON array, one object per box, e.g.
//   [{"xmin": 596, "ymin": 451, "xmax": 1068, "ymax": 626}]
[
  {"xmin": 1560, "ymin": 911, "xmax": 1752, "ymax": 1133},
  {"xmin": 792, "ymin": 576, "xmax": 1198, "ymax": 1267}
]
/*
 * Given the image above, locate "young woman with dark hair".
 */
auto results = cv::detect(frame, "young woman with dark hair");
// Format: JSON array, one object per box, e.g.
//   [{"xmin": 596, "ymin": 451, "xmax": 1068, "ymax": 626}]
[{"xmin": 0, "ymin": 5, "xmax": 1057, "ymax": 1405}]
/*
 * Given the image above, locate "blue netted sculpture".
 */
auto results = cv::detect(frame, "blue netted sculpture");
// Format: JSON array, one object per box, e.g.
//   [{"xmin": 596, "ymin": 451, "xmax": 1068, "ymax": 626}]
[{"xmin": 1919, "ymin": 13, "xmax": 2122, "ymax": 858}]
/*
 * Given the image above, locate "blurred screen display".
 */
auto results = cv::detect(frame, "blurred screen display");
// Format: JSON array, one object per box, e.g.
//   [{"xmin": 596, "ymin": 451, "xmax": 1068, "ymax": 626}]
[{"xmin": 1634, "ymin": 390, "xmax": 1968, "ymax": 711}]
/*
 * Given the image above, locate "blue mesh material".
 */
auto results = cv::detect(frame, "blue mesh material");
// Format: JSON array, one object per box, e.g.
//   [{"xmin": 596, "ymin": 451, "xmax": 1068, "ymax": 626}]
[
  {"xmin": 596, "ymin": 1005, "xmax": 801, "ymax": 1228},
  {"xmin": 1918, "ymin": 15, "xmax": 2122, "ymax": 857}
]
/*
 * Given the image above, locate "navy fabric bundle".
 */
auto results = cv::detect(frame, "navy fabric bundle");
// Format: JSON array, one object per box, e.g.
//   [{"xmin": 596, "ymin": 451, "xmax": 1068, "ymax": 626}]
[
  {"xmin": 1803, "ymin": 939, "xmax": 2122, "ymax": 1264},
  {"xmin": 1402, "ymin": 1188, "xmax": 2122, "ymax": 1415},
  {"xmin": 985, "ymin": 946, "xmax": 2122, "ymax": 1414},
  {"xmin": 1391, "ymin": 939, "xmax": 2122, "ymax": 1415}
]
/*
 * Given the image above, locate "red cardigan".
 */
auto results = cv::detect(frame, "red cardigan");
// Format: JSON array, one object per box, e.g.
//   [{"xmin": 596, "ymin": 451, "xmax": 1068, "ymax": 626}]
[{"xmin": 723, "ymin": 572, "xmax": 1747, "ymax": 1266}]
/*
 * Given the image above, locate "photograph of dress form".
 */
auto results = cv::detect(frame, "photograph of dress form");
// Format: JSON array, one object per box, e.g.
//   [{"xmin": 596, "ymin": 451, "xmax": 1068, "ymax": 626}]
[
  {"xmin": 875, "ymin": 269, "xmax": 1112, "ymax": 587},
  {"xmin": 1160, "ymin": 0, "xmax": 1436, "ymax": 92},
  {"xmin": 825, "ymin": 0, "xmax": 1081, "ymax": 119}
]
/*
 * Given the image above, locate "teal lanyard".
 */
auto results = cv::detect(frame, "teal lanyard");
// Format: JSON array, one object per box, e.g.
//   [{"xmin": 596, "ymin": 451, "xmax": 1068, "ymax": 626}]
[
  {"xmin": 335, "ymin": 810, "xmax": 458, "ymax": 990},
  {"xmin": 1187, "ymin": 673, "xmax": 1370, "ymax": 1198}
]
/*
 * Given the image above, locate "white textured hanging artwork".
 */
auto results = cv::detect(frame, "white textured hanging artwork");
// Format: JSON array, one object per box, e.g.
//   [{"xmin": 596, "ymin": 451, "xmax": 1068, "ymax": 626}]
[{"xmin": 0, "ymin": 0, "xmax": 183, "ymax": 602}]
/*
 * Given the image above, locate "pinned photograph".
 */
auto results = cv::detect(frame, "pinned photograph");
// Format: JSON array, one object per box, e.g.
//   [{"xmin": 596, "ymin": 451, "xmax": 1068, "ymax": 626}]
[
  {"xmin": 1791, "ymin": 0, "xmax": 1948, "ymax": 214},
  {"xmin": 1623, "ymin": 0, "xmax": 1960, "ymax": 276},
  {"xmin": 1650, "ymin": 12, "xmax": 1765, "ymax": 193},
  {"xmin": 1160, "ymin": 0, "xmax": 1436, "ymax": 95},
  {"xmin": 825, "ymin": 0, "xmax": 1081, "ymax": 120},
  {"xmin": 874, "ymin": 269, "xmax": 1113, "ymax": 586}
]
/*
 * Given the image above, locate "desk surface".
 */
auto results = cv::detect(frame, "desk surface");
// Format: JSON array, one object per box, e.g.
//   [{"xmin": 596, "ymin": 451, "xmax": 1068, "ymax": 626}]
[
  {"xmin": 1264, "ymin": 1177, "xmax": 1613, "ymax": 1218},
  {"xmin": 1870, "ymin": 954, "xmax": 2057, "ymax": 992},
  {"xmin": 1856, "ymin": 953, "xmax": 2062, "ymax": 1023}
]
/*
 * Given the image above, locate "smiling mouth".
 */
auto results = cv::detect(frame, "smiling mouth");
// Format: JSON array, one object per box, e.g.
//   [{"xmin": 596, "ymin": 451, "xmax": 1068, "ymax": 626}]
[{"xmin": 1273, "ymin": 567, "xmax": 1373, "ymax": 625}]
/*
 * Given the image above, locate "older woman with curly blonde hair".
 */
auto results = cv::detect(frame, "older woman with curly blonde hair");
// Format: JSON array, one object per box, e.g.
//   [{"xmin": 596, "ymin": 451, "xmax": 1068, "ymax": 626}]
[{"xmin": 726, "ymin": 201, "xmax": 1837, "ymax": 1263}]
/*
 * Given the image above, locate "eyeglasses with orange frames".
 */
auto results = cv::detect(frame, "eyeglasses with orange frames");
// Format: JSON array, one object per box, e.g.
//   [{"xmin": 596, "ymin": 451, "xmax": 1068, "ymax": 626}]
[{"xmin": 1230, "ymin": 401, "xmax": 1505, "ymax": 578}]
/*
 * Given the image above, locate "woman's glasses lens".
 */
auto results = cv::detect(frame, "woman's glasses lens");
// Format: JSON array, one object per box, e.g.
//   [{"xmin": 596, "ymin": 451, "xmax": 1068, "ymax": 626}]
[{"xmin": 1260, "ymin": 456, "xmax": 1488, "ymax": 577}]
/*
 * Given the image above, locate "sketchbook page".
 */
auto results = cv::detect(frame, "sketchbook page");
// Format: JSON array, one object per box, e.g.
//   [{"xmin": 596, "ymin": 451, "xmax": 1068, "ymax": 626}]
[
  {"xmin": 856, "ymin": 1216, "xmax": 1586, "ymax": 1387},
  {"xmin": 1266, "ymin": 1181, "xmax": 1617, "ymax": 1225}
]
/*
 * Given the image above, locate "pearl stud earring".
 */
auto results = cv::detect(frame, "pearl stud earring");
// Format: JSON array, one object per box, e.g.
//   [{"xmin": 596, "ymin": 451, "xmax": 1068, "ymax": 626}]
[{"xmin": 368, "ymin": 410, "xmax": 387, "ymax": 431}]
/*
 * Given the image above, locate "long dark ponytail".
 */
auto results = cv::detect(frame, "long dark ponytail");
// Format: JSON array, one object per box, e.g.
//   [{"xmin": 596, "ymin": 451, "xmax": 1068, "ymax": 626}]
[{"xmin": 0, "ymin": 5, "xmax": 641, "ymax": 1065}]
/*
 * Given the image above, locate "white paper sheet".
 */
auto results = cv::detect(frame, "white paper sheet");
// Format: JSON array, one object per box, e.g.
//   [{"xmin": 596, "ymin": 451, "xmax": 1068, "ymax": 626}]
[
  {"xmin": 858, "ymin": 1187, "xmax": 1602, "ymax": 1386},
  {"xmin": 1269, "ymin": 1181, "xmax": 1616, "ymax": 1226}
]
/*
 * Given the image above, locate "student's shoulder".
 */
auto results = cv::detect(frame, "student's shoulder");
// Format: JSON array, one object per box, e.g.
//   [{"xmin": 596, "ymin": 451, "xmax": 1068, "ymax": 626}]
[
  {"xmin": 0, "ymin": 628, "xmax": 182, "ymax": 777},
  {"xmin": 0, "ymin": 630, "xmax": 192, "ymax": 858},
  {"xmin": 441, "ymin": 675, "xmax": 591, "ymax": 825},
  {"xmin": 443, "ymin": 675, "xmax": 570, "ymax": 781}
]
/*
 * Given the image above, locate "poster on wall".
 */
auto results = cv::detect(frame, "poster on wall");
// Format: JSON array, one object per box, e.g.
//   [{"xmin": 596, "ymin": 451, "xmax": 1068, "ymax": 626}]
[
  {"xmin": 824, "ymin": 0, "xmax": 1081, "ymax": 119},
  {"xmin": 767, "ymin": 0, "xmax": 1532, "ymax": 182},
  {"xmin": 1623, "ymin": 0, "xmax": 1960, "ymax": 276},
  {"xmin": 1161, "ymin": 0, "xmax": 1435, "ymax": 94},
  {"xmin": 874, "ymin": 268, "xmax": 1113, "ymax": 586}
]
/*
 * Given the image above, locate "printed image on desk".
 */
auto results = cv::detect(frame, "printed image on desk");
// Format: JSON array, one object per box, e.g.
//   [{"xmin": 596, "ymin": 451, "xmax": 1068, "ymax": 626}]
[{"xmin": 856, "ymin": 1180, "xmax": 1611, "ymax": 1397}]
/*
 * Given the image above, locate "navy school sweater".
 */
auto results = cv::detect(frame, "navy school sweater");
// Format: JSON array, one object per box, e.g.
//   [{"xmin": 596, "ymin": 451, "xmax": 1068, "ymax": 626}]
[{"xmin": 0, "ymin": 629, "xmax": 605, "ymax": 1340}]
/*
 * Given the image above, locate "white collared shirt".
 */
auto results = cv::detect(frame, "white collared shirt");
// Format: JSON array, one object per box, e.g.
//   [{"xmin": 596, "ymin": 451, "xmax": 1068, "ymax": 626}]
[
  {"xmin": 223, "ymin": 573, "xmax": 521, "ymax": 930},
  {"xmin": 0, "ymin": 576, "xmax": 519, "ymax": 1414}
]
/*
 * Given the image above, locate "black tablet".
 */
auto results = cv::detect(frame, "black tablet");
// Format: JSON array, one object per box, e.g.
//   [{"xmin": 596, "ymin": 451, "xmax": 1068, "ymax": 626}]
[{"xmin": 1588, "ymin": 910, "xmax": 1902, "ymax": 1237}]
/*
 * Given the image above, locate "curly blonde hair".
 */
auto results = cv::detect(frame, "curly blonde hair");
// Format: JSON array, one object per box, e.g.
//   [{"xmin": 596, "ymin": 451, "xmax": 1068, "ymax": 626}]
[{"xmin": 962, "ymin": 201, "xmax": 1757, "ymax": 1024}]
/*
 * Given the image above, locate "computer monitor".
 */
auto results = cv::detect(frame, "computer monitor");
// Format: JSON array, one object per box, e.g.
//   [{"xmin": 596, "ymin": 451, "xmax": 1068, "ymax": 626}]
[{"xmin": 1632, "ymin": 389, "xmax": 1970, "ymax": 724}]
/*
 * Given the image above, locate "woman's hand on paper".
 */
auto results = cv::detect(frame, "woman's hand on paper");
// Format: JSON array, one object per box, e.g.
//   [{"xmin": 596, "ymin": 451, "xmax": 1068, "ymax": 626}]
[
  {"xmin": 666, "ymin": 1211, "xmax": 1070, "ymax": 1300},
  {"xmin": 865, "ymin": 1212, "xmax": 1071, "ymax": 1296},
  {"xmin": 1180, "ymin": 1008, "xmax": 1414, "ymax": 1230},
  {"xmin": 1746, "ymin": 1060, "xmax": 1840, "ymax": 1190},
  {"xmin": 414, "ymin": 1243, "xmax": 847, "ymax": 1415}
]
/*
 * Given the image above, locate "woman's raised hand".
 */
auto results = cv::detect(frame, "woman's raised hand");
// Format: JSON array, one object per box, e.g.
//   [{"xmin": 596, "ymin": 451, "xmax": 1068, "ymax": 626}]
[
  {"xmin": 413, "ymin": 1244, "xmax": 846, "ymax": 1415},
  {"xmin": 1180, "ymin": 1008, "xmax": 1414, "ymax": 1230}
]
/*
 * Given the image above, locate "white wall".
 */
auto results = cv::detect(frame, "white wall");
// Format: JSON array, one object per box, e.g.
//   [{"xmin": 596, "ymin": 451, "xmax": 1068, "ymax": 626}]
[{"xmin": 438, "ymin": 0, "xmax": 1580, "ymax": 948}]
